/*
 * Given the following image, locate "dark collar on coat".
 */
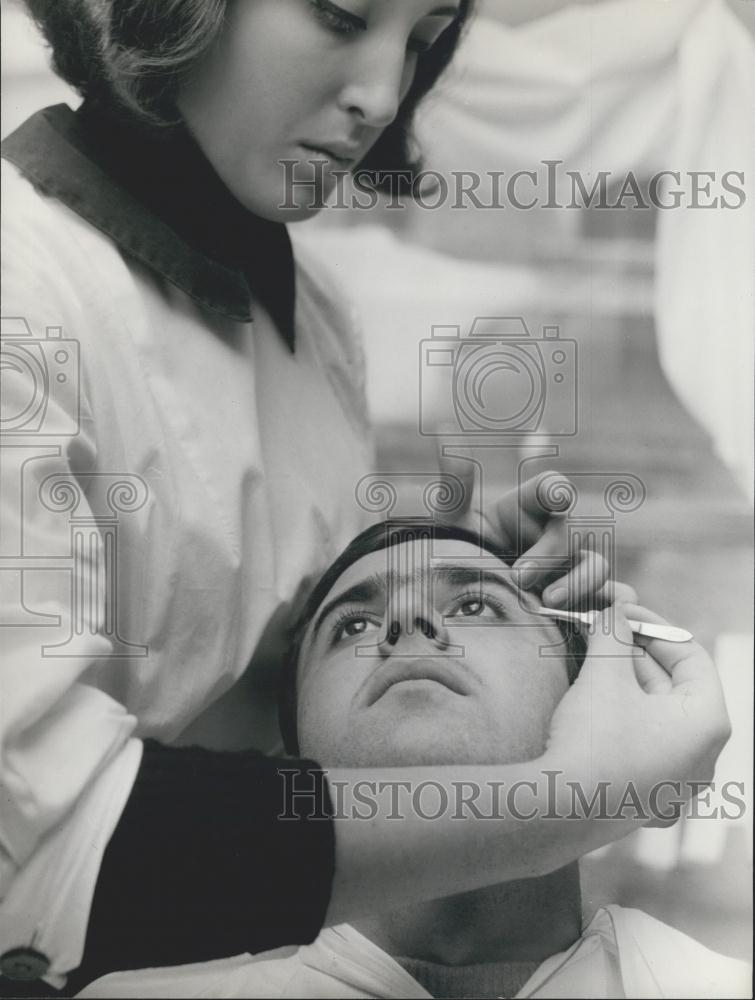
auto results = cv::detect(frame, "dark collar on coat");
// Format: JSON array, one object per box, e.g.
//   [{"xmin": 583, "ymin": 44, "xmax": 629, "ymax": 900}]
[{"xmin": 2, "ymin": 102, "xmax": 296, "ymax": 351}]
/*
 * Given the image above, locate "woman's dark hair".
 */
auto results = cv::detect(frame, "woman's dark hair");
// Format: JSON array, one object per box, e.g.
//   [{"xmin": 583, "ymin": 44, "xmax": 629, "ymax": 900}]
[
  {"xmin": 278, "ymin": 521, "xmax": 587, "ymax": 756},
  {"xmin": 24, "ymin": 0, "xmax": 476, "ymax": 186}
]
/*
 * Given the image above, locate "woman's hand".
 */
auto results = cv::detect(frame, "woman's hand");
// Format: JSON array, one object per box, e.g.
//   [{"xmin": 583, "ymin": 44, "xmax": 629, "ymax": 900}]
[
  {"xmin": 544, "ymin": 604, "xmax": 731, "ymax": 825},
  {"xmin": 441, "ymin": 462, "xmax": 637, "ymax": 610}
]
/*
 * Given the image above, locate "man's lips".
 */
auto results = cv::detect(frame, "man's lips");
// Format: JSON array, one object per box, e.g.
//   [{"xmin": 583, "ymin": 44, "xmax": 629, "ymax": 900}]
[{"xmin": 365, "ymin": 658, "xmax": 471, "ymax": 707}]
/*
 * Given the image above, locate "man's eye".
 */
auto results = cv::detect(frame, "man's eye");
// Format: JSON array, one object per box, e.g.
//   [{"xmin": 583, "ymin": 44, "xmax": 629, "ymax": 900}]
[
  {"xmin": 458, "ymin": 600, "xmax": 485, "ymax": 617},
  {"xmin": 447, "ymin": 594, "xmax": 507, "ymax": 620},
  {"xmin": 331, "ymin": 612, "xmax": 381, "ymax": 643},
  {"xmin": 309, "ymin": 0, "xmax": 365, "ymax": 36}
]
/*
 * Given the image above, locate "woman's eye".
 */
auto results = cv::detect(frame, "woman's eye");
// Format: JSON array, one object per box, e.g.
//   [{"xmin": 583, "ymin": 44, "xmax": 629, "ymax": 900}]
[
  {"xmin": 309, "ymin": 0, "xmax": 365, "ymax": 37},
  {"xmin": 309, "ymin": 1, "xmax": 446, "ymax": 54}
]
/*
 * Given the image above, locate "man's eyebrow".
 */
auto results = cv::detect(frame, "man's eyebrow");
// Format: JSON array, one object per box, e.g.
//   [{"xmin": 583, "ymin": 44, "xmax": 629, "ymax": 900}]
[
  {"xmin": 310, "ymin": 565, "xmax": 522, "ymax": 641},
  {"xmin": 428, "ymin": 5, "xmax": 461, "ymax": 16},
  {"xmin": 311, "ymin": 575, "xmax": 384, "ymax": 642},
  {"xmin": 434, "ymin": 566, "xmax": 520, "ymax": 595}
]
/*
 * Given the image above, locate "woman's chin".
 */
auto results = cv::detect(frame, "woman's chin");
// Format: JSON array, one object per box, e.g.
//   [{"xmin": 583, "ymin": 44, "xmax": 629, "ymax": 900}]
[
  {"xmin": 272, "ymin": 202, "xmax": 328, "ymax": 224},
  {"xmin": 233, "ymin": 190, "xmax": 327, "ymax": 224}
]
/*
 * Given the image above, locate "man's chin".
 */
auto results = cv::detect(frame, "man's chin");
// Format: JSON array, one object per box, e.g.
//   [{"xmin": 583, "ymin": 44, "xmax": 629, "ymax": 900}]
[{"xmin": 325, "ymin": 722, "xmax": 483, "ymax": 769}]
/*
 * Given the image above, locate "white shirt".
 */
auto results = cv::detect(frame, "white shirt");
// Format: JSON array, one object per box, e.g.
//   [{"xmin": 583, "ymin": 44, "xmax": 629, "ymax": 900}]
[
  {"xmin": 0, "ymin": 158, "xmax": 374, "ymax": 985},
  {"xmin": 77, "ymin": 906, "xmax": 753, "ymax": 999}
]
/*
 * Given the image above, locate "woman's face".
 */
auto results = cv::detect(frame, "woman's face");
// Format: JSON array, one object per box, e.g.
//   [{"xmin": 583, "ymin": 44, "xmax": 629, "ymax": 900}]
[{"xmin": 177, "ymin": 0, "xmax": 460, "ymax": 220}]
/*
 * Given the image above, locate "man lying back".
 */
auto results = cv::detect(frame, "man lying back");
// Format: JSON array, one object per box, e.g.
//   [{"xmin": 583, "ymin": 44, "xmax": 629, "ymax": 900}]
[{"xmin": 81, "ymin": 522, "xmax": 750, "ymax": 999}]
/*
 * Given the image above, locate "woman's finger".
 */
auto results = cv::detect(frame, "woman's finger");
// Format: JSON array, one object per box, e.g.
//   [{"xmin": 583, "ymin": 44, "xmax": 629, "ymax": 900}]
[
  {"xmin": 501, "ymin": 469, "xmax": 572, "ymax": 542},
  {"xmin": 578, "ymin": 599, "xmax": 670, "ymax": 692},
  {"xmin": 521, "ymin": 469, "xmax": 575, "ymax": 523},
  {"xmin": 512, "ymin": 517, "xmax": 569, "ymax": 590},
  {"xmin": 632, "ymin": 646, "xmax": 674, "ymax": 693},
  {"xmin": 595, "ymin": 580, "xmax": 639, "ymax": 607},
  {"xmin": 541, "ymin": 549, "xmax": 610, "ymax": 609},
  {"xmin": 435, "ymin": 436, "xmax": 477, "ymax": 520},
  {"xmin": 579, "ymin": 605, "xmax": 641, "ymax": 689},
  {"xmin": 622, "ymin": 603, "xmax": 722, "ymax": 691}
]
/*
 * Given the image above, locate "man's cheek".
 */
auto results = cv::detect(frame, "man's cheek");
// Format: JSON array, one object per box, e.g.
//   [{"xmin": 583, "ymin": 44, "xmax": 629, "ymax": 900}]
[{"xmin": 298, "ymin": 693, "xmax": 347, "ymax": 757}]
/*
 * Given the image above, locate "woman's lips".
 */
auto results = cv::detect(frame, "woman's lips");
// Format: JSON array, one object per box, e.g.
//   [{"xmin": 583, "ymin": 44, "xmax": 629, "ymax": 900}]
[
  {"xmin": 299, "ymin": 141, "xmax": 359, "ymax": 167},
  {"xmin": 365, "ymin": 658, "xmax": 471, "ymax": 707}
]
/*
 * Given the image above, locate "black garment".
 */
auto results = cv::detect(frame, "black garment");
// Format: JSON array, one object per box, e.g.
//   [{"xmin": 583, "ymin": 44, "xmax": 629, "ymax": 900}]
[{"xmin": 65, "ymin": 743, "xmax": 335, "ymax": 995}]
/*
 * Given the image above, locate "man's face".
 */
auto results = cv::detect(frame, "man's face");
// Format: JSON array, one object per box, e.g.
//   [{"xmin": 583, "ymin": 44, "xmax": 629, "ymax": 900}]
[{"xmin": 296, "ymin": 538, "xmax": 570, "ymax": 768}]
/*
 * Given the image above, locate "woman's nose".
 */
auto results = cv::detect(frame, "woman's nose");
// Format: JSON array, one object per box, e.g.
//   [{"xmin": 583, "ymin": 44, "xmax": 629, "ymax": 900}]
[{"xmin": 337, "ymin": 40, "xmax": 413, "ymax": 129}]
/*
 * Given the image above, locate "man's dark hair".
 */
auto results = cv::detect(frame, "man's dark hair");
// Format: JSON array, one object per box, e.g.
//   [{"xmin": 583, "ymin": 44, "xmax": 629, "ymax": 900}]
[
  {"xmin": 278, "ymin": 521, "xmax": 587, "ymax": 756},
  {"xmin": 23, "ymin": 0, "xmax": 476, "ymax": 189}
]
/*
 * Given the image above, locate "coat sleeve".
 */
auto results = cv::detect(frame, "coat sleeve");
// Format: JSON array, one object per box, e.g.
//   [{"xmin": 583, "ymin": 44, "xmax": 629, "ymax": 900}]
[{"xmin": 65, "ymin": 743, "xmax": 335, "ymax": 995}]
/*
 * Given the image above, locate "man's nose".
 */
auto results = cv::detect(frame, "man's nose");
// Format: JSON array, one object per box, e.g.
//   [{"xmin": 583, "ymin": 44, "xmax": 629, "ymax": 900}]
[
  {"xmin": 337, "ymin": 40, "xmax": 412, "ymax": 130},
  {"xmin": 377, "ymin": 609, "xmax": 450, "ymax": 655}
]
